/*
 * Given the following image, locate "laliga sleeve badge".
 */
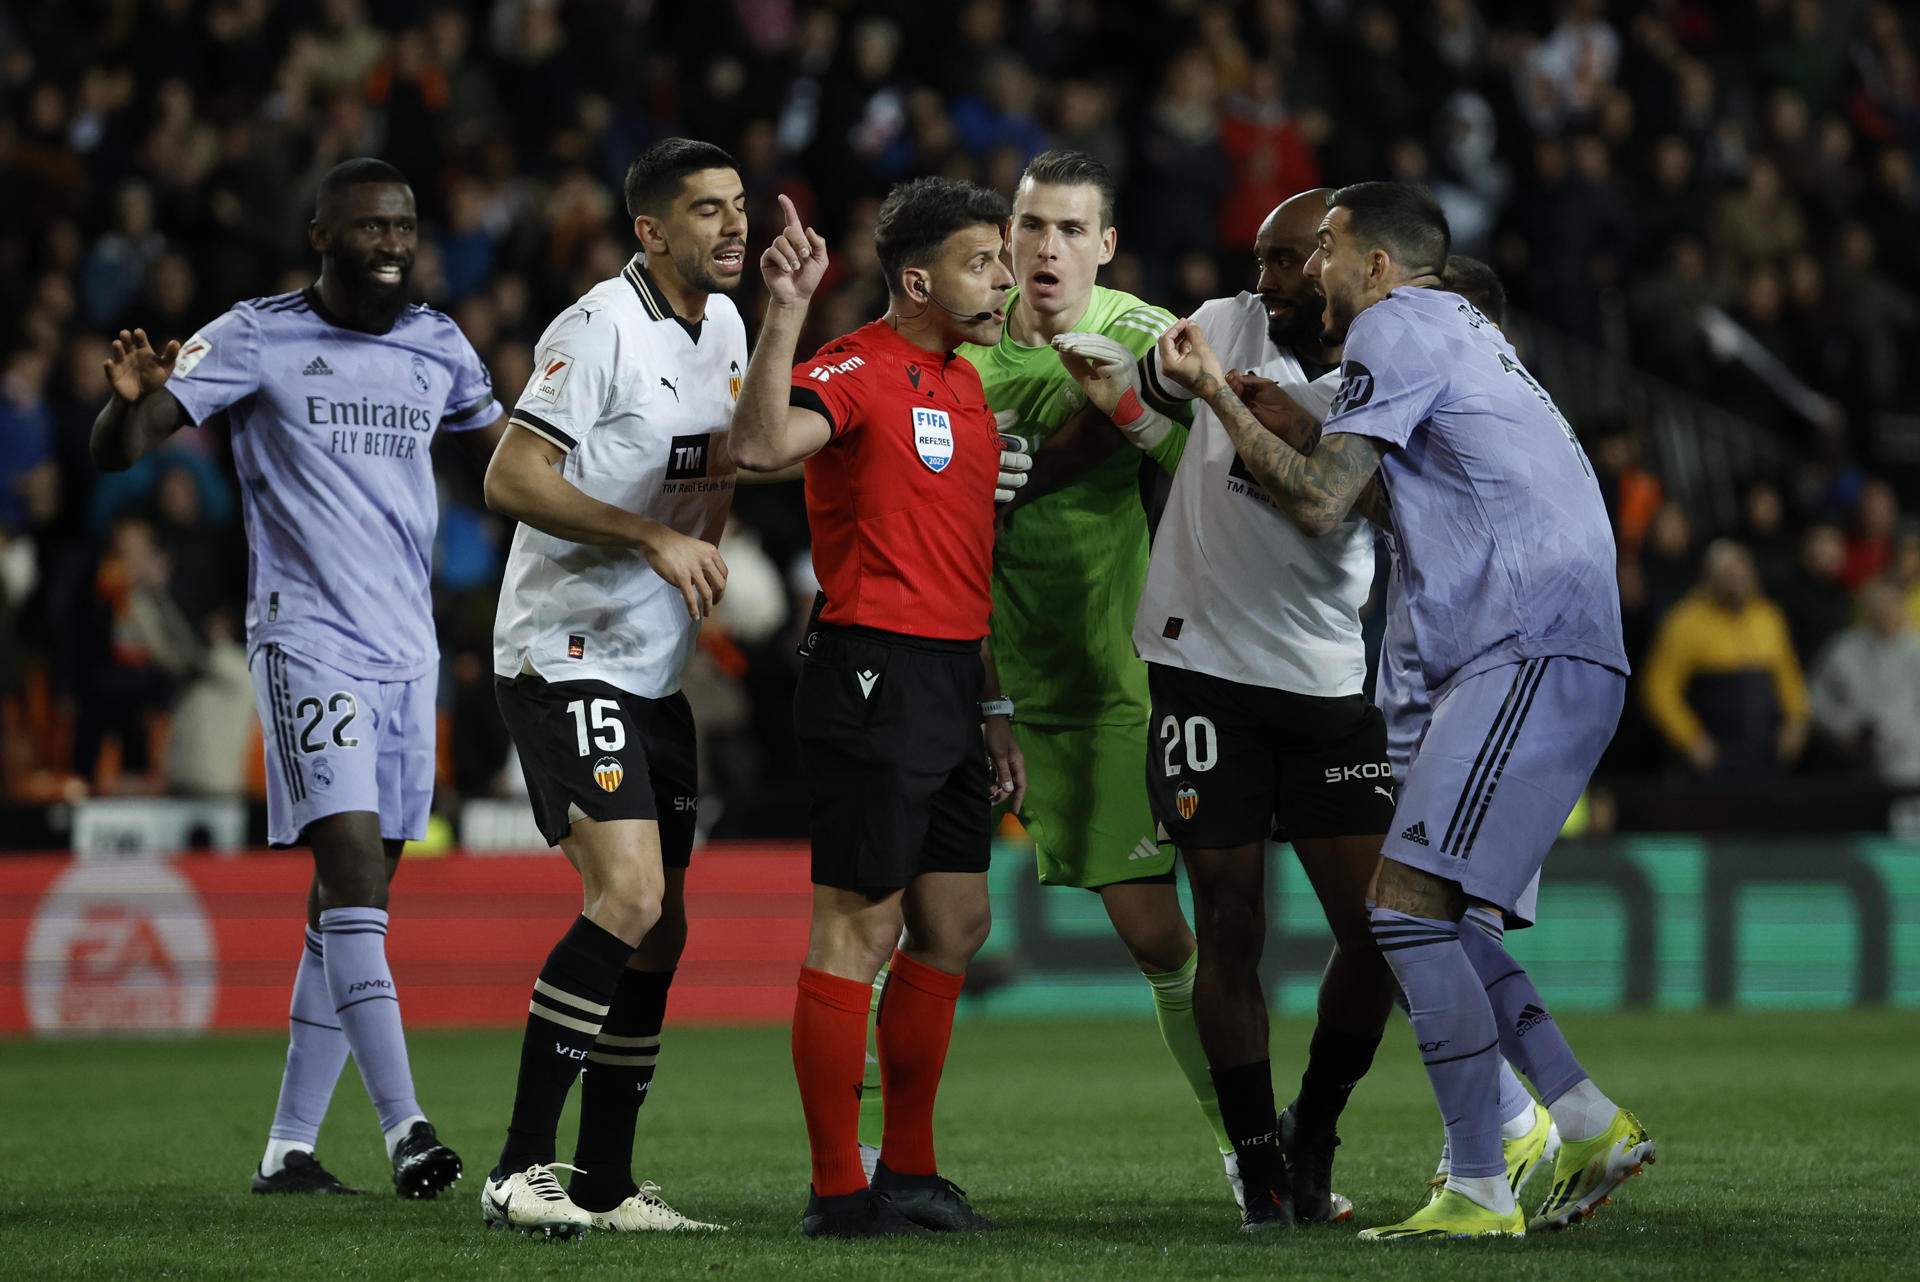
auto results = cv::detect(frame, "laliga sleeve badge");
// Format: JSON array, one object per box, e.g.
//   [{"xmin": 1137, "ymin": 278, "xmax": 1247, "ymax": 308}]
[
  {"xmin": 912, "ymin": 406, "xmax": 954, "ymax": 473},
  {"xmin": 1175, "ymin": 783, "xmax": 1200, "ymax": 820},
  {"xmin": 594, "ymin": 756, "xmax": 624, "ymax": 792},
  {"xmin": 172, "ymin": 332, "xmax": 212, "ymax": 378}
]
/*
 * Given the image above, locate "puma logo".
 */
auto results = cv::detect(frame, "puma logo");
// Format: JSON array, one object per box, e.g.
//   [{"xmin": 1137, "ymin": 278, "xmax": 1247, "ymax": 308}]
[{"xmin": 659, "ymin": 376, "xmax": 679, "ymax": 401}]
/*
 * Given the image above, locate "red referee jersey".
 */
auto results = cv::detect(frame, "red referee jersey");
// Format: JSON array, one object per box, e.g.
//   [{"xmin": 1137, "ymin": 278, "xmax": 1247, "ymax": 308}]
[{"xmin": 788, "ymin": 319, "xmax": 999, "ymax": 641}]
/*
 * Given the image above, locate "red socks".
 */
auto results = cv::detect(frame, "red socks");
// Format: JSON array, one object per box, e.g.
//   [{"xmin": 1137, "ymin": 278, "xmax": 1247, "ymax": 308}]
[
  {"xmin": 792, "ymin": 967, "xmax": 871, "ymax": 1196},
  {"xmin": 876, "ymin": 950, "xmax": 964, "ymax": 1177}
]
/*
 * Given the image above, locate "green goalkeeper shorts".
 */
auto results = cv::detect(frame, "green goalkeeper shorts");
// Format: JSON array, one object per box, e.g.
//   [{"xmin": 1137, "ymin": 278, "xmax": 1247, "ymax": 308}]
[{"xmin": 1010, "ymin": 719, "xmax": 1175, "ymax": 888}]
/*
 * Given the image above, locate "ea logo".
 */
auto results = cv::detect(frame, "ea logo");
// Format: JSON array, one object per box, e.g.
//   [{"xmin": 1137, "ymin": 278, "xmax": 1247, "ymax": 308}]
[
  {"xmin": 1175, "ymin": 785, "xmax": 1200, "ymax": 820},
  {"xmin": 594, "ymin": 756, "xmax": 624, "ymax": 792},
  {"xmin": 25, "ymin": 860, "xmax": 216, "ymax": 1032}
]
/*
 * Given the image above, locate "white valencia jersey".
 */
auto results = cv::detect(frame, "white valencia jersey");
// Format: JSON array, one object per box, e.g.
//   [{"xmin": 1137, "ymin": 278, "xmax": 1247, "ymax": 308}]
[
  {"xmin": 1133, "ymin": 292, "xmax": 1375, "ymax": 695},
  {"xmin": 493, "ymin": 256, "xmax": 746, "ymax": 697}
]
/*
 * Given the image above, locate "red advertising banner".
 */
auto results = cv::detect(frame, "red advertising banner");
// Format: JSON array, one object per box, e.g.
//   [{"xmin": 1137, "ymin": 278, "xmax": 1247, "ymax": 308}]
[{"xmin": 0, "ymin": 845, "xmax": 815, "ymax": 1035}]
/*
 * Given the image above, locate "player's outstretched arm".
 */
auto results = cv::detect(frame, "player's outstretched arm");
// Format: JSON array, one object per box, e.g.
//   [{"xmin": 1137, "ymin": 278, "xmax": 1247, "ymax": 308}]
[
  {"xmin": 1156, "ymin": 321, "xmax": 1381, "ymax": 537},
  {"xmin": 484, "ymin": 423, "xmax": 727, "ymax": 619},
  {"xmin": 91, "ymin": 328, "xmax": 191, "ymax": 471},
  {"xmin": 732, "ymin": 194, "xmax": 833, "ymax": 472}
]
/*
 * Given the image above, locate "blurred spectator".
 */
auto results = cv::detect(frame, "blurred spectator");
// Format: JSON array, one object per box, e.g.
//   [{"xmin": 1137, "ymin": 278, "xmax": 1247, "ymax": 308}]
[
  {"xmin": 1777, "ymin": 523, "xmax": 1857, "ymax": 666},
  {"xmin": 1712, "ymin": 158, "xmax": 1807, "ymax": 278},
  {"xmin": 1744, "ymin": 481, "xmax": 1796, "ymax": 592},
  {"xmin": 79, "ymin": 181, "xmax": 166, "ymax": 329},
  {"xmin": 1843, "ymin": 478, "xmax": 1900, "ymax": 589},
  {"xmin": 0, "ymin": 350, "xmax": 58, "ymax": 539},
  {"xmin": 1216, "ymin": 62, "xmax": 1319, "ymax": 249},
  {"xmin": 1897, "ymin": 526, "xmax": 1920, "ymax": 630},
  {"xmin": 1641, "ymin": 540, "xmax": 1809, "ymax": 779},
  {"xmin": 164, "ymin": 609, "xmax": 253, "ymax": 796},
  {"xmin": 74, "ymin": 514, "xmax": 201, "ymax": 785},
  {"xmin": 1809, "ymin": 580, "xmax": 1920, "ymax": 788}
]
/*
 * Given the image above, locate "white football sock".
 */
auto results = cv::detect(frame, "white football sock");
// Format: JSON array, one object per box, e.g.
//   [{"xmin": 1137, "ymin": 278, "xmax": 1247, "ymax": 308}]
[
  {"xmin": 1547, "ymin": 1077, "xmax": 1617, "ymax": 1143},
  {"xmin": 260, "ymin": 1137, "xmax": 308, "ymax": 1177},
  {"xmin": 1501, "ymin": 1098, "xmax": 1540, "ymax": 1140},
  {"xmin": 384, "ymin": 1112, "xmax": 428, "ymax": 1159},
  {"xmin": 1445, "ymin": 1172, "xmax": 1516, "ymax": 1216}
]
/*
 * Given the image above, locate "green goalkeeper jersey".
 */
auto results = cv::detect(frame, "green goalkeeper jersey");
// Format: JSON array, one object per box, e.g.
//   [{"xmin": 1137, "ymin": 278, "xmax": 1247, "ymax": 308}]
[{"xmin": 961, "ymin": 286, "xmax": 1189, "ymax": 728}]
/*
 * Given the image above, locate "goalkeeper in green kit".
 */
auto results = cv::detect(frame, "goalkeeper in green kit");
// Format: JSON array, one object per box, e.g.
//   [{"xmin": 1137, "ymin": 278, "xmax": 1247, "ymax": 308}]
[{"xmin": 959, "ymin": 149, "xmax": 1242, "ymax": 1203}]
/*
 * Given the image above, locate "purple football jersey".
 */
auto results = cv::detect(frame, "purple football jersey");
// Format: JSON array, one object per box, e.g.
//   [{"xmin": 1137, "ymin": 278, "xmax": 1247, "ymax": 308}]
[
  {"xmin": 165, "ymin": 290, "xmax": 501, "ymax": 679},
  {"xmin": 1324, "ymin": 287, "xmax": 1628, "ymax": 699},
  {"xmin": 1374, "ymin": 535, "xmax": 1427, "ymax": 779}
]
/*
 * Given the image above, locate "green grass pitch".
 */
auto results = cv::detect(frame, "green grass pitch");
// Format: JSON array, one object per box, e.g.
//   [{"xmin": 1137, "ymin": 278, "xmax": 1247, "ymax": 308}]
[{"xmin": 1, "ymin": 1011, "xmax": 1908, "ymax": 1279}]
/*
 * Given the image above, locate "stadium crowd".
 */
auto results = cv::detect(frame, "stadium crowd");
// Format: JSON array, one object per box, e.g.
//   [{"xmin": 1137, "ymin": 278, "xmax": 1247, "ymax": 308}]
[{"xmin": 2, "ymin": 0, "xmax": 1918, "ymax": 825}]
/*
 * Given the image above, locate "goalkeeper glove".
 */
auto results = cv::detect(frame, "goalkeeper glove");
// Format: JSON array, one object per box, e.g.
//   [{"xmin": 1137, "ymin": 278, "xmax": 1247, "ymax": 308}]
[
  {"xmin": 993, "ymin": 410, "xmax": 1033, "ymax": 504},
  {"xmin": 1050, "ymin": 331, "xmax": 1175, "ymax": 451}
]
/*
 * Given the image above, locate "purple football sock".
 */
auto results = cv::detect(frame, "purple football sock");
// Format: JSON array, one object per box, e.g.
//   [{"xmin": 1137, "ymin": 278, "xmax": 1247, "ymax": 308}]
[
  {"xmin": 267, "ymin": 926, "xmax": 350, "ymax": 1147},
  {"xmin": 319, "ymin": 906, "xmax": 422, "ymax": 1132},
  {"xmin": 1459, "ymin": 907, "xmax": 1588, "ymax": 1106},
  {"xmin": 1370, "ymin": 904, "xmax": 1503, "ymax": 1179}
]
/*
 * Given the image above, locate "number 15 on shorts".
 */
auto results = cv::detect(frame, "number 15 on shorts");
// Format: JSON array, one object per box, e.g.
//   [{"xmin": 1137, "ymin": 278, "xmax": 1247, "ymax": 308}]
[{"xmin": 567, "ymin": 698, "xmax": 626, "ymax": 755}]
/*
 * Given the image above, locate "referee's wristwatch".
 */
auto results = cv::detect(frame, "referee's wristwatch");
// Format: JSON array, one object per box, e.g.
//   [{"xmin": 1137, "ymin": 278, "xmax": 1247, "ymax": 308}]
[{"xmin": 979, "ymin": 697, "xmax": 1015, "ymax": 721}]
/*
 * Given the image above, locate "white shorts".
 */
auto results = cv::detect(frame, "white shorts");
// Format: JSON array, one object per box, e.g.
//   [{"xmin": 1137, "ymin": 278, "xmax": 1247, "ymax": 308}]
[{"xmin": 251, "ymin": 644, "xmax": 436, "ymax": 848}]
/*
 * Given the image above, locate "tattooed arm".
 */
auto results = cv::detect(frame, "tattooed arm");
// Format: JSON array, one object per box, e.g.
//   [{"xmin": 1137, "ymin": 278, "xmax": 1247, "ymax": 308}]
[
  {"xmin": 1187, "ymin": 364, "xmax": 1384, "ymax": 538},
  {"xmin": 1226, "ymin": 370, "xmax": 1392, "ymax": 531}
]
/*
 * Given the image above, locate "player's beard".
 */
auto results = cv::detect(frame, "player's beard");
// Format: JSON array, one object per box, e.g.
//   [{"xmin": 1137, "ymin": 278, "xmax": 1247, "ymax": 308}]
[
  {"xmin": 332, "ymin": 247, "xmax": 412, "ymax": 330},
  {"xmin": 1264, "ymin": 294, "xmax": 1322, "ymax": 351},
  {"xmin": 672, "ymin": 238, "xmax": 746, "ymax": 295},
  {"xmin": 1319, "ymin": 285, "xmax": 1357, "ymax": 347}
]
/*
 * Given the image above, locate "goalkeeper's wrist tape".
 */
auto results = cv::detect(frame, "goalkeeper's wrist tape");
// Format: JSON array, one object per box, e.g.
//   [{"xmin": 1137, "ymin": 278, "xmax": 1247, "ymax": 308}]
[
  {"xmin": 1111, "ymin": 388, "xmax": 1173, "ymax": 450},
  {"xmin": 979, "ymin": 697, "xmax": 1015, "ymax": 720}
]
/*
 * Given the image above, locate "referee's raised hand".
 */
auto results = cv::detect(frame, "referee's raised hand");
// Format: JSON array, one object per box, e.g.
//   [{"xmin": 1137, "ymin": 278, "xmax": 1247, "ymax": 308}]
[
  {"xmin": 760, "ymin": 193, "xmax": 829, "ymax": 306},
  {"xmin": 640, "ymin": 523, "xmax": 729, "ymax": 621}
]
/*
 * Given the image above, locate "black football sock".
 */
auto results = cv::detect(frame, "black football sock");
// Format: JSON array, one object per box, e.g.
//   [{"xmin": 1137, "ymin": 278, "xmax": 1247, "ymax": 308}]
[
  {"xmin": 1292, "ymin": 1023, "xmax": 1382, "ymax": 1138},
  {"xmin": 495, "ymin": 915, "xmax": 633, "ymax": 1179},
  {"xmin": 568, "ymin": 967, "xmax": 674, "ymax": 1211},
  {"xmin": 1211, "ymin": 1059, "xmax": 1285, "ymax": 1199}
]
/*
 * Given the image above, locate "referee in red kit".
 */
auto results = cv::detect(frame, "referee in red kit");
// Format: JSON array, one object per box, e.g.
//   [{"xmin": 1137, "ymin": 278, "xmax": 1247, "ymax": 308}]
[{"xmin": 732, "ymin": 182, "xmax": 1023, "ymax": 1239}]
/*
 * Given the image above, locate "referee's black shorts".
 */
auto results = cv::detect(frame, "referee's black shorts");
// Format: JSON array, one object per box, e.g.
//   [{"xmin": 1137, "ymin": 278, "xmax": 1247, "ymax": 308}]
[{"xmin": 794, "ymin": 624, "xmax": 991, "ymax": 896}]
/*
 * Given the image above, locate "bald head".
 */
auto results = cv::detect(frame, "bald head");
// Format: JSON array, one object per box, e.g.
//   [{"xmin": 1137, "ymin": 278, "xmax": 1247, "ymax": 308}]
[{"xmin": 1256, "ymin": 187, "xmax": 1336, "ymax": 351}]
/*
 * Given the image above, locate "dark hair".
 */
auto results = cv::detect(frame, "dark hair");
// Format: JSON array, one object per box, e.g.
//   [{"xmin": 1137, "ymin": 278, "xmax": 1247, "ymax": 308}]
[
  {"xmin": 874, "ymin": 177, "xmax": 1011, "ymax": 293},
  {"xmin": 315, "ymin": 157, "xmax": 409, "ymax": 218},
  {"xmin": 1018, "ymin": 149, "xmax": 1116, "ymax": 228},
  {"xmin": 1443, "ymin": 254, "xmax": 1506, "ymax": 325},
  {"xmin": 1326, "ymin": 181, "xmax": 1450, "ymax": 278},
  {"xmin": 624, "ymin": 138, "xmax": 739, "ymax": 219}
]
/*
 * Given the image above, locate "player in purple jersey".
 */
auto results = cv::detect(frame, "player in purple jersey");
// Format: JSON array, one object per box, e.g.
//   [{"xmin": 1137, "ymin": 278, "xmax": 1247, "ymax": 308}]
[
  {"xmin": 1149, "ymin": 182, "xmax": 1653, "ymax": 1241},
  {"xmin": 91, "ymin": 158, "xmax": 502, "ymax": 1200}
]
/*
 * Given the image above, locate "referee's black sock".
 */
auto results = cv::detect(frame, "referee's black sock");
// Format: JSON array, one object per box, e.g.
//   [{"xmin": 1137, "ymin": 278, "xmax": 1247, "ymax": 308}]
[
  {"xmin": 1211, "ymin": 1059, "xmax": 1286, "ymax": 1198},
  {"xmin": 495, "ymin": 915, "xmax": 633, "ymax": 1179},
  {"xmin": 568, "ymin": 967, "xmax": 674, "ymax": 1212},
  {"xmin": 1292, "ymin": 1023, "xmax": 1382, "ymax": 1138}
]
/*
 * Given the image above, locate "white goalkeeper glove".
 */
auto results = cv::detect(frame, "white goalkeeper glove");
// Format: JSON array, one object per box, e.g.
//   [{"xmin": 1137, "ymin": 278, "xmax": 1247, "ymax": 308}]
[
  {"xmin": 1050, "ymin": 331, "xmax": 1174, "ymax": 451},
  {"xmin": 993, "ymin": 409, "xmax": 1033, "ymax": 504}
]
